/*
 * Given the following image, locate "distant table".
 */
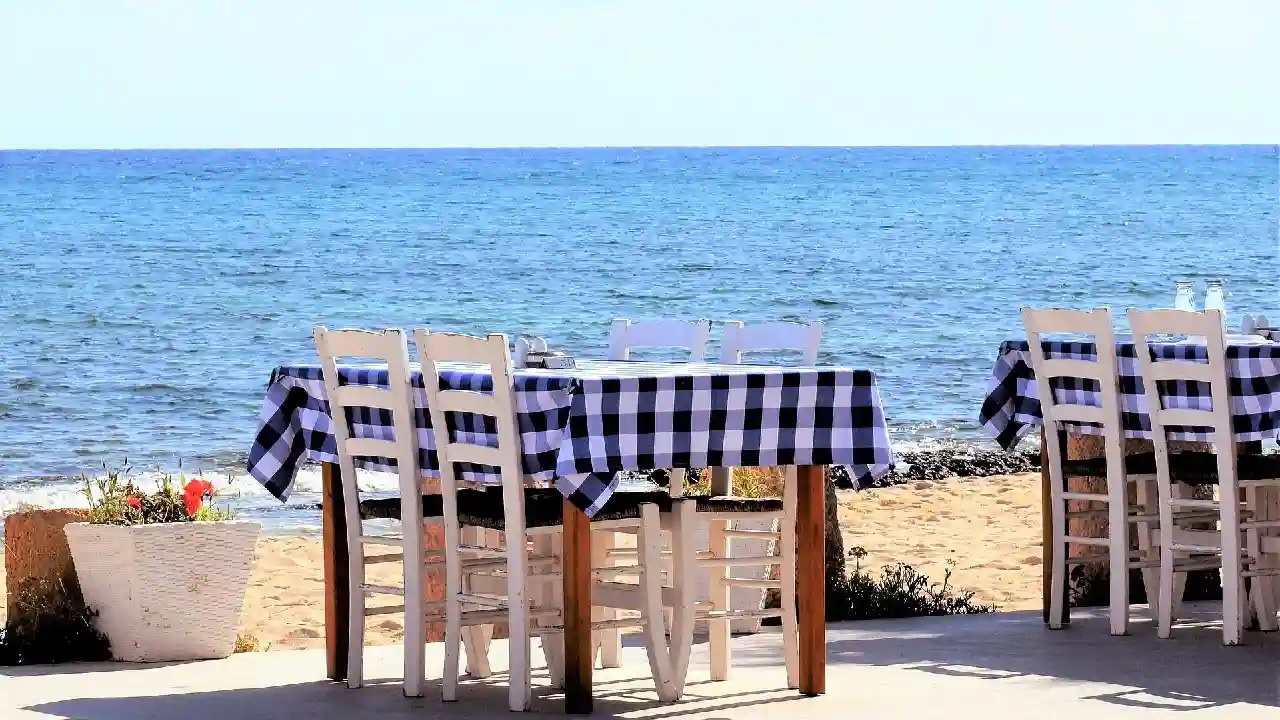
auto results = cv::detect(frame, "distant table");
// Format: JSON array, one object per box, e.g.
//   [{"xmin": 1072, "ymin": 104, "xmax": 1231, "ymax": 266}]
[
  {"xmin": 249, "ymin": 360, "xmax": 894, "ymax": 713},
  {"xmin": 978, "ymin": 338, "xmax": 1280, "ymax": 622},
  {"xmin": 980, "ymin": 338, "xmax": 1280, "ymax": 449}
]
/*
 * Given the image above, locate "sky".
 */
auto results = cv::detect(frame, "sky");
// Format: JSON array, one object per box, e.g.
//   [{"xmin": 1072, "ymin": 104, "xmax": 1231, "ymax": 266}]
[{"xmin": 1, "ymin": 0, "xmax": 1278, "ymax": 149}]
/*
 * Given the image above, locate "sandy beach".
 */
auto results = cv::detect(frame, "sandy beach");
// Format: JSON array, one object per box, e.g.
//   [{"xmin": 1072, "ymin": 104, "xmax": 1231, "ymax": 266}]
[{"xmin": 1, "ymin": 471, "xmax": 1042, "ymax": 650}]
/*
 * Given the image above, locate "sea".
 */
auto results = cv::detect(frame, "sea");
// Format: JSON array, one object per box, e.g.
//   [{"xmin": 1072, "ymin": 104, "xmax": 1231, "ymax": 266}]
[{"xmin": 2, "ymin": 145, "xmax": 1277, "ymax": 532}]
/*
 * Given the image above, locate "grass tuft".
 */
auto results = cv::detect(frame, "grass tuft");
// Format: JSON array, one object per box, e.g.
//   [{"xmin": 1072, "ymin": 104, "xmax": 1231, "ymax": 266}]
[
  {"xmin": 0, "ymin": 578, "xmax": 111, "ymax": 666},
  {"xmin": 827, "ymin": 546, "xmax": 997, "ymax": 621}
]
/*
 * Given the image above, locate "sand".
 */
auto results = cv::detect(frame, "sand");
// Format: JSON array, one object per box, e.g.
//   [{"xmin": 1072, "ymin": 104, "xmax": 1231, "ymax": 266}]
[
  {"xmin": 0, "ymin": 471, "xmax": 1044, "ymax": 649},
  {"xmin": 837, "ymin": 472, "xmax": 1042, "ymax": 610}
]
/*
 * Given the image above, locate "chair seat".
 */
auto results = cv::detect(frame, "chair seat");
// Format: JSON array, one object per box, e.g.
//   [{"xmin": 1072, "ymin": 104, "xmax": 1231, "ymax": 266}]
[
  {"xmin": 358, "ymin": 494, "xmax": 446, "ymax": 521},
  {"xmin": 690, "ymin": 495, "xmax": 784, "ymax": 514},
  {"xmin": 1062, "ymin": 452, "xmax": 1280, "ymax": 484},
  {"xmin": 455, "ymin": 487, "xmax": 676, "ymax": 531}
]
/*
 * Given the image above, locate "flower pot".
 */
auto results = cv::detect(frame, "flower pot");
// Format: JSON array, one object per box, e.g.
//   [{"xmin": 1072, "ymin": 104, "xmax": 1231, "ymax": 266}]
[{"xmin": 64, "ymin": 520, "xmax": 260, "ymax": 662}]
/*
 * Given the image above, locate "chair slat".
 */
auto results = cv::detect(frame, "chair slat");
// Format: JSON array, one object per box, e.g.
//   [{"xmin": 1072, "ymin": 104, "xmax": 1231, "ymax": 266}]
[
  {"xmin": 345, "ymin": 437, "xmax": 400, "ymax": 459},
  {"xmin": 608, "ymin": 318, "xmax": 711, "ymax": 361},
  {"xmin": 1152, "ymin": 407, "xmax": 1217, "ymax": 428},
  {"xmin": 1039, "ymin": 359, "xmax": 1105, "ymax": 381},
  {"xmin": 719, "ymin": 320, "xmax": 823, "ymax": 365},
  {"xmin": 1047, "ymin": 403, "xmax": 1106, "ymax": 424},
  {"xmin": 1142, "ymin": 360, "xmax": 1216, "ymax": 384},
  {"xmin": 434, "ymin": 389, "xmax": 500, "ymax": 416},
  {"xmin": 332, "ymin": 385, "xmax": 397, "ymax": 412},
  {"xmin": 443, "ymin": 442, "xmax": 504, "ymax": 467}
]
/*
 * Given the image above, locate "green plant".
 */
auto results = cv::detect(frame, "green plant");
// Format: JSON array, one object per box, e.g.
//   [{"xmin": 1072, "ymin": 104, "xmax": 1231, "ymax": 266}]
[
  {"xmin": 0, "ymin": 578, "xmax": 110, "ymax": 666},
  {"xmin": 81, "ymin": 460, "xmax": 232, "ymax": 526},
  {"xmin": 827, "ymin": 546, "xmax": 996, "ymax": 620},
  {"xmin": 686, "ymin": 467, "xmax": 786, "ymax": 498}
]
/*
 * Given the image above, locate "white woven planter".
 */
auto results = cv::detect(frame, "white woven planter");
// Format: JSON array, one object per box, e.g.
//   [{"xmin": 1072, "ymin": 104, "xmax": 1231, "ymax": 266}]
[{"xmin": 65, "ymin": 520, "xmax": 260, "ymax": 662}]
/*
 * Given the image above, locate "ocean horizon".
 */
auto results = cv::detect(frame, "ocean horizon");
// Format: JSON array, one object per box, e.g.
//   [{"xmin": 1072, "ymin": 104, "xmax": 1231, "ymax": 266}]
[{"xmin": 3, "ymin": 144, "xmax": 1277, "ymax": 530}]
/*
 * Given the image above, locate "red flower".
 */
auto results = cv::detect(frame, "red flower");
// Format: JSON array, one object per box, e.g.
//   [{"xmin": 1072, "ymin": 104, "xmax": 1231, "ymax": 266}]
[
  {"xmin": 183, "ymin": 479, "xmax": 215, "ymax": 518},
  {"xmin": 126, "ymin": 496, "xmax": 142, "ymax": 510}
]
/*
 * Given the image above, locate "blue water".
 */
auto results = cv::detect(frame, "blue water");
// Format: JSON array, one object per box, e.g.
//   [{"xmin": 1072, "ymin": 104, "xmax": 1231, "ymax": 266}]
[{"xmin": 2, "ymin": 146, "xmax": 1277, "ymax": 523}]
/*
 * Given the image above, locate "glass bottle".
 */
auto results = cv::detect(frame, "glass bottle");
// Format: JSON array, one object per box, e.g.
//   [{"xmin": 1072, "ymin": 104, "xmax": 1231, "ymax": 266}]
[
  {"xmin": 1204, "ymin": 278, "xmax": 1226, "ymax": 318},
  {"xmin": 1173, "ymin": 280, "xmax": 1196, "ymax": 312}
]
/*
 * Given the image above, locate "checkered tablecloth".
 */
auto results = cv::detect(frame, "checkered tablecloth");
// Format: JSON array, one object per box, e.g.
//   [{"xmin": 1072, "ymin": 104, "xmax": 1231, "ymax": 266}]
[
  {"xmin": 979, "ymin": 339, "xmax": 1280, "ymax": 450},
  {"xmin": 249, "ymin": 361, "xmax": 895, "ymax": 516}
]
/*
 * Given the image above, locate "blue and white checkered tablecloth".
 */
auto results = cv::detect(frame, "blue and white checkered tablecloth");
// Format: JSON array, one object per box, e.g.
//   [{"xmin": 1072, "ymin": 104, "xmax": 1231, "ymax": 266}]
[
  {"xmin": 248, "ymin": 361, "xmax": 895, "ymax": 517},
  {"xmin": 979, "ymin": 339, "xmax": 1280, "ymax": 451}
]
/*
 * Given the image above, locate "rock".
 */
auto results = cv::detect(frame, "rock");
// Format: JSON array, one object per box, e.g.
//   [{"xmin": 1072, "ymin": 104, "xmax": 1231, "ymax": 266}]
[
  {"xmin": 4, "ymin": 509, "xmax": 91, "ymax": 623},
  {"xmin": 850, "ymin": 441, "xmax": 1043, "ymax": 490}
]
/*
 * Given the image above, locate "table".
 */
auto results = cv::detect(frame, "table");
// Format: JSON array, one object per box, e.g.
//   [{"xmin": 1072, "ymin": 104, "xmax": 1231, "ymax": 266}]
[
  {"xmin": 978, "ymin": 338, "xmax": 1280, "ymax": 620},
  {"xmin": 249, "ymin": 360, "xmax": 895, "ymax": 713}
]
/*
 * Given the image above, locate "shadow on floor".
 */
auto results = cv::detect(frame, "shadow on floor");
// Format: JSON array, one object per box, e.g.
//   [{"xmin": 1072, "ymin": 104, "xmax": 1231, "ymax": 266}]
[
  {"xmin": 734, "ymin": 604, "xmax": 1280, "ymax": 712},
  {"xmin": 23, "ymin": 668, "xmax": 808, "ymax": 719}
]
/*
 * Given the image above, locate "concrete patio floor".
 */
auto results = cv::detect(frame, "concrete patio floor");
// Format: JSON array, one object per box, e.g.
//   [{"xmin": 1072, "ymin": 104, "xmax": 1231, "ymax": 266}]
[{"xmin": 5, "ymin": 603, "xmax": 1280, "ymax": 719}]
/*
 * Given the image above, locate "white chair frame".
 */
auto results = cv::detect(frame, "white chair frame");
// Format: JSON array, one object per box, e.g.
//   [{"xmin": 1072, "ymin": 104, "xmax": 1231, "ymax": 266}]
[
  {"xmin": 688, "ymin": 320, "xmax": 825, "ymax": 687},
  {"xmin": 1022, "ymin": 308, "xmax": 1161, "ymax": 636},
  {"xmin": 414, "ymin": 329, "xmax": 693, "ymax": 710},
  {"xmin": 314, "ymin": 327, "xmax": 448, "ymax": 694},
  {"xmin": 719, "ymin": 320, "xmax": 823, "ymax": 365},
  {"xmin": 1129, "ymin": 308, "xmax": 1280, "ymax": 644},
  {"xmin": 607, "ymin": 318, "xmax": 711, "ymax": 363}
]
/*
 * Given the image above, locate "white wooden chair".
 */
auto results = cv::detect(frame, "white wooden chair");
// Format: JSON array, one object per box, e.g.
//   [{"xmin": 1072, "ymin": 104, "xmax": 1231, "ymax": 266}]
[
  {"xmin": 598, "ymin": 317, "xmax": 710, "ymax": 668},
  {"xmin": 607, "ymin": 318, "xmax": 711, "ymax": 364},
  {"xmin": 719, "ymin": 320, "xmax": 823, "ymax": 365},
  {"xmin": 413, "ymin": 329, "xmax": 697, "ymax": 710},
  {"xmin": 1021, "ymin": 308, "xmax": 1162, "ymax": 636},
  {"xmin": 314, "ymin": 327, "xmax": 467, "ymax": 695},
  {"xmin": 663, "ymin": 320, "xmax": 825, "ymax": 689},
  {"xmin": 1128, "ymin": 308, "xmax": 1280, "ymax": 644}
]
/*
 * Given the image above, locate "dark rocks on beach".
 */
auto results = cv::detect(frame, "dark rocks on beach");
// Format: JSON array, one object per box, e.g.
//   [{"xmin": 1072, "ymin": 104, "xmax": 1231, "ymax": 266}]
[
  {"xmin": 629, "ymin": 442, "xmax": 1041, "ymax": 492},
  {"xmin": 867, "ymin": 443, "xmax": 1042, "ymax": 489}
]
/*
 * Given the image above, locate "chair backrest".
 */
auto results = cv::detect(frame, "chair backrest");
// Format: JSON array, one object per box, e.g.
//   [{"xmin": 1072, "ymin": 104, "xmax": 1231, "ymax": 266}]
[
  {"xmin": 1127, "ymin": 308, "xmax": 1236, "ymax": 479},
  {"xmin": 1020, "ymin": 308, "xmax": 1126, "ymax": 489},
  {"xmin": 719, "ymin": 320, "xmax": 824, "ymax": 365},
  {"xmin": 412, "ymin": 329, "xmax": 527, "ymax": 536},
  {"xmin": 313, "ymin": 327, "xmax": 422, "ymax": 523},
  {"xmin": 607, "ymin": 318, "xmax": 711, "ymax": 362}
]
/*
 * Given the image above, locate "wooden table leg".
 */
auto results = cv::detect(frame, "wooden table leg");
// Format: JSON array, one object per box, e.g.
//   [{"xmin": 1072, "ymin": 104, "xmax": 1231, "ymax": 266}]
[
  {"xmin": 322, "ymin": 462, "xmax": 350, "ymax": 682},
  {"xmin": 563, "ymin": 498, "xmax": 593, "ymax": 714},
  {"xmin": 796, "ymin": 464, "xmax": 826, "ymax": 696}
]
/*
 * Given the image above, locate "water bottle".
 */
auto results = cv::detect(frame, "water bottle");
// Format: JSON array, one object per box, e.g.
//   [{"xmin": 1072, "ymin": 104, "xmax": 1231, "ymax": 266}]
[
  {"xmin": 1204, "ymin": 278, "xmax": 1227, "ymax": 331},
  {"xmin": 1173, "ymin": 280, "xmax": 1196, "ymax": 312}
]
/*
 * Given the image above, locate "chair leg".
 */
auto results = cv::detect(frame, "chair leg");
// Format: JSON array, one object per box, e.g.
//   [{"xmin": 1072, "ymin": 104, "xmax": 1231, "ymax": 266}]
[
  {"xmin": 668, "ymin": 500, "xmax": 697, "ymax": 699},
  {"xmin": 780, "ymin": 466, "xmax": 799, "ymax": 689},
  {"xmin": 708, "ymin": 517, "xmax": 732, "ymax": 677},
  {"xmin": 1169, "ymin": 484, "xmax": 1190, "ymax": 622},
  {"xmin": 1247, "ymin": 487, "xmax": 1279, "ymax": 632},
  {"xmin": 536, "ymin": 533, "xmax": 566, "ymax": 689},
  {"xmin": 460, "ymin": 527, "xmax": 493, "ymax": 679},
  {"xmin": 402, "ymin": 525, "xmax": 428, "ymax": 697},
  {"xmin": 506, "ymin": 532, "xmax": 533, "ymax": 712},
  {"xmin": 1136, "ymin": 478, "xmax": 1161, "ymax": 622},
  {"xmin": 1048, "ymin": 472, "xmax": 1068, "ymax": 630},
  {"xmin": 1108, "ymin": 491, "xmax": 1130, "ymax": 636},
  {"xmin": 593, "ymin": 530, "xmax": 623, "ymax": 669},
  {"xmin": 442, "ymin": 557, "xmax": 463, "ymax": 701},
  {"xmin": 638, "ymin": 503, "xmax": 679, "ymax": 702},
  {"xmin": 347, "ymin": 540, "xmax": 366, "ymax": 689},
  {"xmin": 1221, "ymin": 495, "xmax": 1244, "ymax": 646}
]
